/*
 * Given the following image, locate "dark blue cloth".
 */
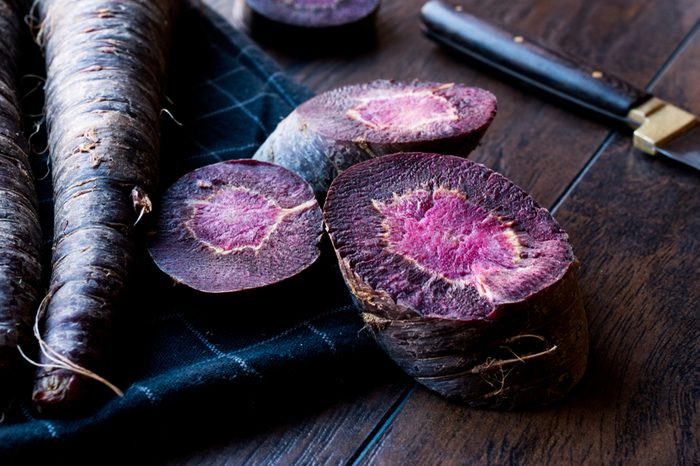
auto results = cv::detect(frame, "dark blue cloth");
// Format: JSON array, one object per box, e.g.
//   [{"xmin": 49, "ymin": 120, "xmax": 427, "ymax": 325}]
[{"xmin": 0, "ymin": 3, "xmax": 381, "ymax": 460}]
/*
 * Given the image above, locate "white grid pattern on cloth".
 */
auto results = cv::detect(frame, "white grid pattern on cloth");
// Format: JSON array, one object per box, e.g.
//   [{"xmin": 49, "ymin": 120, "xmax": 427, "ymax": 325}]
[
  {"xmin": 191, "ymin": 90, "xmax": 281, "ymax": 124},
  {"xmin": 176, "ymin": 314, "xmax": 261, "ymax": 376},
  {"xmin": 206, "ymin": 32, "xmax": 299, "ymax": 107},
  {"xmin": 202, "ymin": 39, "xmax": 297, "ymax": 106},
  {"xmin": 20, "ymin": 406, "xmax": 58, "ymax": 439},
  {"xmin": 133, "ymin": 305, "xmax": 355, "ymax": 392},
  {"xmin": 166, "ymin": 39, "xmax": 304, "ymax": 168},
  {"xmin": 189, "ymin": 142, "xmax": 261, "ymax": 162},
  {"xmin": 132, "ymin": 384, "xmax": 159, "ymax": 405},
  {"xmin": 305, "ymin": 323, "xmax": 338, "ymax": 352}
]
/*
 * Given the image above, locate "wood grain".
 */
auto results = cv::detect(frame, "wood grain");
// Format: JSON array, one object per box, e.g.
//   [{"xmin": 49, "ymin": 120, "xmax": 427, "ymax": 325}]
[
  {"xmin": 181, "ymin": 1, "xmax": 700, "ymax": 464},
  {"xmin": 163, "ymin": 376, "xmax": 409, "ymax": 465},
  {"xmin": 357, "ymin": 21, "xmax": 700, "ymax": 466},
  {"xmin": 421, "ymin": 0, "xmax": 651, "ymax": 123}
]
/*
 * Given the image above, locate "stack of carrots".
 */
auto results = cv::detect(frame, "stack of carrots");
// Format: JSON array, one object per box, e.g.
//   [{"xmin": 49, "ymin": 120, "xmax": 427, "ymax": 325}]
[{"xmin": 0, "ymin": 0, "xmax": 179, "ymax": 415}]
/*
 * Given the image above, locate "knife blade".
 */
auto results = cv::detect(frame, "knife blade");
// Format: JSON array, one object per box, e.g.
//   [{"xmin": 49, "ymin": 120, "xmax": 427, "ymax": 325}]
[{"xmin": 420, "ymin": 0, "xmax": 700, "ymax": 171}]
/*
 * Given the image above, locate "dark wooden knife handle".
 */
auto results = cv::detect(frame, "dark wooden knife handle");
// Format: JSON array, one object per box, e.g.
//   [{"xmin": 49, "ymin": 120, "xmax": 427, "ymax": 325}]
[{"xmin": 421, "ymin": 0, "xmax": 650, "ymax": 122}]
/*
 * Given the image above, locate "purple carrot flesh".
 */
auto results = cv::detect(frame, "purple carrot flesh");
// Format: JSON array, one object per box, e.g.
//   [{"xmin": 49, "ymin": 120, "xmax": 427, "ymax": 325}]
[
  {"xmin": 242, "ymin": 0, "xmax": 380, "ymax": 28},
  {"xmin": 0, "ymin": 0, "xmax": 43, "ymax": 403},
  {"xmin": 148, "ymin": 160, "xmax": 323, "ymax": 293},
  {"xmin": 33, "ymin": 0, "xmax": 178, "ymax": 412},
  {"xmin": 233, "ymin": 0, "xmax": 381, "ymax": 50}
]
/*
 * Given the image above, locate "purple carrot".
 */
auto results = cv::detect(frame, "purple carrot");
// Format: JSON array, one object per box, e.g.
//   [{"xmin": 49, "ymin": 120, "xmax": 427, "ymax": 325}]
[
  {"xmin": 32, "ymin": 0, "xmax": 179, "ymax": 413},
  {"xmin": 0, "ymin": 0, "xmax": 43, "ymax": 405},
  {"xmin": 147, "ymin": 160, "xmax": 322, "ymax": 294},
  {"xmin": 324, "ymin": 153, "xmax": 588, "ymax": 409}
]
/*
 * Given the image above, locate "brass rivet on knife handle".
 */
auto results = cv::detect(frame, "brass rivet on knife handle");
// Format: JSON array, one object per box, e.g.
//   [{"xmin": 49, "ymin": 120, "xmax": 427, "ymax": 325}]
[{"xmin": 628, "ymin": 97, "xmax": 699, "ymax": 155}]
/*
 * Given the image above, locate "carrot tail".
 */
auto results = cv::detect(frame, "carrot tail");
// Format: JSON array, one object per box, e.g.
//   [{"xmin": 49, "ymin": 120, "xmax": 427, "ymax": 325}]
[
  {"xmin": 33, "ymin": 0, "xmax": 179, "ymax": 413},
  {"xmin": 0, "ymin": 0, "xmax": 43, "ymax": 404}
]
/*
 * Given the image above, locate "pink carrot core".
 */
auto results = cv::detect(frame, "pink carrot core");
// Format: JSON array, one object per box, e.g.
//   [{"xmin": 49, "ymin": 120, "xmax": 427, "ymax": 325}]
[
  {"xmin": 187, "ymin": 187, "xmax": 281, "ymax": 253},
  {"xmin": 347, "ymin": 90, "xmax": 458, "ymax": 131},
  {"xmin": 374, "ymin": 189, "xmax": 519, "ymax": 285}
]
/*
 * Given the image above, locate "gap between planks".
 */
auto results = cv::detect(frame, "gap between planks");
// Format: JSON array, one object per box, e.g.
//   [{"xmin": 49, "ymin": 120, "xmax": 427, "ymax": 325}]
[{"xmin": 551, "ymin": 17, "xmax": 700, "ymax": 215}]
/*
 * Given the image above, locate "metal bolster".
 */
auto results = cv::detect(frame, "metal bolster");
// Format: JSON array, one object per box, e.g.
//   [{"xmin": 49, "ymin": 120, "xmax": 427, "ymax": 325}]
[{"xmin": 628, "ymin": 97, "xmax": 698, "ymax": 155}]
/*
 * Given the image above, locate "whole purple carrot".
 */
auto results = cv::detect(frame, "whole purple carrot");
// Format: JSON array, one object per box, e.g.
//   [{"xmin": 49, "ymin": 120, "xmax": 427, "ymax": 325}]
[
  {"xmin": 0, "ymin": 0, "xmax": 43, "ymax": 405},
  {"xmin": 32, "ymin": 0, "xmax": 179, "ymax": 413}
]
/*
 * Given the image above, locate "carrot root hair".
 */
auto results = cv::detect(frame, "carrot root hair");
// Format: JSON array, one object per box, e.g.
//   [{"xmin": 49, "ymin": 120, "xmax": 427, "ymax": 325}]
[{"xmin": 19, "ymin": 294, "xmax": 123, "ymax": 397}]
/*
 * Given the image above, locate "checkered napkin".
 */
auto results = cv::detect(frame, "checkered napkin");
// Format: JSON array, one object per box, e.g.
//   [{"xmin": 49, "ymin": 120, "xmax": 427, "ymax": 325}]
[{"xmin": 0, "ymin": 3, "xmax": 380, "ymax": 458}]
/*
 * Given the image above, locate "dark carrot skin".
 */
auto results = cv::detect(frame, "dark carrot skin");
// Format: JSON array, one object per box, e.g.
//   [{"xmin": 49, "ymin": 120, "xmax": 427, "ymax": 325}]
[
  {"xmin": 34, "ymin": 0, "xmax": 178, "ymax": 412},
  {"xmin": 0, "ymin": 0, "xmax": 43, "ymax": 404}
]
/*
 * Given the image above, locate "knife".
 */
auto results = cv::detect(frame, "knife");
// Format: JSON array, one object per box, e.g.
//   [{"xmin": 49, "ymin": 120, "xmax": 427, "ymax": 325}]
[{"xmin": 420, "ymin": 0, "xmax": 700, "ymax": 171}]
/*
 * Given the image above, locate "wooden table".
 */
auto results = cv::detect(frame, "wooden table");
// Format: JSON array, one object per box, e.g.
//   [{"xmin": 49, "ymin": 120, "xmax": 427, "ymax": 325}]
[{"xmin": 174, "ymin": 0, "xmax": 700, "ymax": 463}]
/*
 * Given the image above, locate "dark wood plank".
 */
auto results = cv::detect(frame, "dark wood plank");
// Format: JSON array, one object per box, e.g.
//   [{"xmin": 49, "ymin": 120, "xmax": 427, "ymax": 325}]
[
  {"xmin": 358, "ymin": 24, "xmax": 700, "ymax": 466},
  {"xmin": 421, "ymin": 1, "xmax": 651, "ymax": 121},
  {"xmin": 163, "ymin": 377, "xmax": 408, "ymax": 465}
]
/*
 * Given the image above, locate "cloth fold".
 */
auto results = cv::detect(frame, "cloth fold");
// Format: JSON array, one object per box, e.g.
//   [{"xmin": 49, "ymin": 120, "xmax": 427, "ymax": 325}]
[{"xmin": 0, "ymin": 2, "xmax": 380, "ymax": 459}]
